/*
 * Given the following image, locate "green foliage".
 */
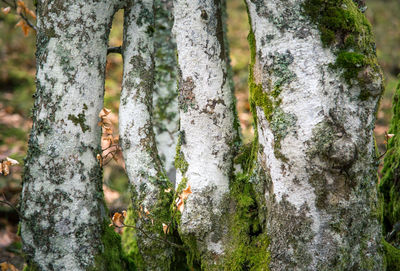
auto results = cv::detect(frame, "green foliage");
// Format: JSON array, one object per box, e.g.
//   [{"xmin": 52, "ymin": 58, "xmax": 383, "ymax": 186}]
[
  {"xmin": 91, "ymin": 220, "xmax": 136, "ymax": 271},
  {"xmin": 121, "ymin": 207, "xmax": 143, "ymax": 269},
  {"xmin": 380, "ymin": 80, "xmax": 400, "ymax": 246},
  {"xmin": 382, "ymin": 239, "xmax": 400, "ymax": 271},
  {"xmin": 174, "ymin": 134, "xmax": 189, "ymax": 174}
]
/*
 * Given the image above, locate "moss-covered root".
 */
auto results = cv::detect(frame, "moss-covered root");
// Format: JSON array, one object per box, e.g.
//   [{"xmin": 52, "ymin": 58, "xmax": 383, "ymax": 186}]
[
  {"xmin": 380, "ymin": 80, "xmax": 400, "ymax": 269},
  {"xmin": 91, "ymin": 221, "xmax": 136, "ymax": 271},
  {"xmin": 382, "ymin": 239, "xmax": 400, "ymax": 271}
]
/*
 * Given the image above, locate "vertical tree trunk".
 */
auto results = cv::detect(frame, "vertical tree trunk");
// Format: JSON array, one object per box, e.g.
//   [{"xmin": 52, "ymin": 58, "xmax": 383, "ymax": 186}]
[
  {"xmin": 173, "ymin": 0, "xmax": 239, "ymax": 267},
  {"xmin": 20, "ymin": 1, "xmax": 126, "ymax": 270},
  {"xmin": 246, "ymin": 0, "xmax": 384, "ymax": 269},
  {"xmin": 152, "ymin": 0, "xmax": 179, "ymax": 183},
  {"xmin": 380, "ymin": 79, "xmax": 400, "ymax": 270},
  {"xmin": 119, "ymin": 1, "xmax": 177, "ymax": 270}
]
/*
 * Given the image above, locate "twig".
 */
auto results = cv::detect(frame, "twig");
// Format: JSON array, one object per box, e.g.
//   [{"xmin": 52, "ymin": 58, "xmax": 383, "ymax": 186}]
[
  {"xmin": 107, "ymin": 46, "xmax": 122, "ymax": 55},
  {"xmin": 1, "ymin": 0, "xmax": 37, "ymax": 32},
  {"xmin": 19, "ymin": 11, "xmax": 36, "ymax": 32},
  {"xmin": 0, "ymin": 193, "xmax": 26, "ymax": 220},
  {"xmin": 386, "ymin": 222, "xmax": 400, "ymax": 242},
  {"xmin": 115, "ymin": 223, "xmax": 184, "ymax": 249}
]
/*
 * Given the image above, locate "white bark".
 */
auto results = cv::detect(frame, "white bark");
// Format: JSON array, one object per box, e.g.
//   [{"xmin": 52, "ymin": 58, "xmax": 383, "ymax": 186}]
[
  {"xmin": 153, "ymin": 0, "xmax": 179, "ymax": 183},
  {"xmin": 119, "ymin": 1, "xmax": 174, "ymax": 269},
  {"xmin": 173, "ymin": 0, "xmax": 238, "ymax": 265},
  {"xmin": 247, "ymin": 0, "xmax": 383, "ymax": 269},
  {"xmin": 20, "ymin": 1, "xmax": 121, "ymax": 270}
]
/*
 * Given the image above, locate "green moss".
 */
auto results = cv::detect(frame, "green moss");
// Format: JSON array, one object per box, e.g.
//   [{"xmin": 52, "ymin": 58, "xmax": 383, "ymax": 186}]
[
  {"xmin": 382, "ymin": 239, "xmax": 400, "ymax": 271},
  {"xmin": 121, "ymin": 206, "xmax": 144, "ymax": 269},
  {"xmin": 380, "ymin": 80, "xmax": 400, "ymax": 255},
  {"xmin": 303, "ymin": 0, "xmax": 382, "ymax": 99},
  {"xmin": 68, "ymin": 112, "xmax": 90, "ymax": 133},
  {"xmin": 334, "ymin": 51, "xmax": 366, "ymax": 82},
  {"xmin": 91, "ymin": 220, "xmax": 136, "ymax": 271},
  {"xmin": 224, "ymin": 173, "xmax": 270, "ymax": 271},
  {"xmin": 23, "ymin": 263, "xmax": 40, "ymax": 271},
  {"xmin": 174, "ymin": 134, "xmax": 189, "ymax": 174}
]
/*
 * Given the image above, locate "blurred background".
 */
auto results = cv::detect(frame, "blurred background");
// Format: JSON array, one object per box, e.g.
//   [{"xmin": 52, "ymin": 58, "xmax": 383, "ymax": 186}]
[{"xmin": 0, "ymin": 0, "xmax": 399, "ymax": 268}]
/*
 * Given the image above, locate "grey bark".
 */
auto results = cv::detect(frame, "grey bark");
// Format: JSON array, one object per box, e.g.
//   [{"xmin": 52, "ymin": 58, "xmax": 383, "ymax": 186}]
[
  {"xmin": 246, "ymin": 0, "xmax": 384, "ymax": 270},
  {"xmin": 20, "ymin": 0, "xmax": 123, "ymax": 270}
]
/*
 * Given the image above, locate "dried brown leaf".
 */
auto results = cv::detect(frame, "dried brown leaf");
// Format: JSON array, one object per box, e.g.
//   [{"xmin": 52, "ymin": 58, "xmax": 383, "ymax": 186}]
[{"xmin": 1, "ymin": 7, "xmax": 11, "ymax": 15}]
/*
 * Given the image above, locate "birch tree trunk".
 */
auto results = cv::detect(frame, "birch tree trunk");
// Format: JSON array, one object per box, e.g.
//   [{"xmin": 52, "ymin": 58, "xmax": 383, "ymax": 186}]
[
  {"xmin": 20, "ymin": 0, "xmax": 128, "ymax": 270},
  {"xmin": 246, "ymin": 0, "xmax": 384, "ymax": 269},
  {"xmin": 173, "ymin": 0, "xmax": 239, "ymax": 267},
  {"xmin": 152, "ymin": 0, "xmax": 179, "ymax": 183},
  {"xmin": 119, "ymin": 1, "xmax": 181, "ymax": 270}
]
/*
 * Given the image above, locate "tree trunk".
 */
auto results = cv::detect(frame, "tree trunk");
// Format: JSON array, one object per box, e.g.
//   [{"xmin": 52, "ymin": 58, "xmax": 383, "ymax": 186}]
[
  {"xmin": 20, "ymin": 0, "xmax": 390, "ymax": 270},
  {"xmin": 246, "ymin": 0, "xmax": 384, "ymax": 269},
  {"xmin": 119, "ymin": 0, "xmax": 179, "ymax": 269},
  {"xmin": 152, "ymin": 0, "xmax": 179, "ymax": 183},
  {"xmin": 20, "ymin": 0, "xmax": 127, "ymax": 270},
  {"xmin": 173, "ymin": 0, "xmax": 239, "ymax": 267}
]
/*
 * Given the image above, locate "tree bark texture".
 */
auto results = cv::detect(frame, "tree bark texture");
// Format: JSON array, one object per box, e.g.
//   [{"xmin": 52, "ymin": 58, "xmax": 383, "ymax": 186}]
[
  {"xmin": 20, "ymin": 0, "xmax": 392, "ymax": 270},
  {"xmin": 20, "ymin": 0, "xmax": 127, "ymax": 270},
  {"xmin": 246, "ymin": 0, "xmax": 384, "ymax": 269},
  {"xmin": 173, "ymin": 0, "xmax": 239, "ymax": 267},
  {"xmin": 152, "ymin": 0, "xmax": 179, "ymax": 183},
  {"xmin": 119, "ymin": 0, "xmax": 180, "ymax": 269}
]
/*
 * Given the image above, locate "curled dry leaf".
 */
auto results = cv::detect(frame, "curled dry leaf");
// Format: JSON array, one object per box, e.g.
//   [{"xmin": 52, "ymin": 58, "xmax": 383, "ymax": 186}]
[
  {"xmin": 110, "ymin": 212, "xmax": 125, "ymax": 227},
  {"xmin": 99, "ymin": 107, "xmax": 111, "ymax": 118},
  {"xmin": 162, "ymin": 223, "xmax": 169, "ymax": 234},
  {"xmin": 0, "ymin": 157, "xmax": 19, "ymax": 176},
  {"xmin": 17, "ymin": 0, "xmax": 36, "ymax": 19},
  {"xmin": 16, "ymin": 20, "xmax": 30, "ymax": 36},
  {"xmin": 96, "ymin": 154, "xmax": 103, "ymax": 167},
  {"xmin": 1, "ymin": 7, "xmax": 11, "ymax": 15},
  {"xmin": 6, "ymin": 157, "xmax": 19, "ymax": 165},
  {"xmin": 2, "ymin": 163, "xmax": 10, "ymax": 176},
  {"xmin": 176, "ymin": 185, "xmax": 192, "ymax": 213}
]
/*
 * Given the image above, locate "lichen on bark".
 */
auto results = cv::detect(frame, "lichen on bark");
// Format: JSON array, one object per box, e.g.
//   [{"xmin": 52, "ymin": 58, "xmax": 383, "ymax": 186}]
[
  {"xmin": 21, "ymin": 1, "xmax": 126, "ymax": 270},
  {"xmin": 246, "ymin": 0, "xmax": 384, "ymax": 269}
]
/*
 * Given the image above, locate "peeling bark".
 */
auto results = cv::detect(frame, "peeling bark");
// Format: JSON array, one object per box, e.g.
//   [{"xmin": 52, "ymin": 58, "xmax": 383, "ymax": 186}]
[
  {"xmin": 173, "ymin": 0, "xmax": 238, "ymax": 267},
  {"xmin": 246, "ymin": 0, "xmax": 384, "ymax": 269},
  {"xmin": 20, "ymin": 1, "xmax": 124, "ymax": 270}
]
